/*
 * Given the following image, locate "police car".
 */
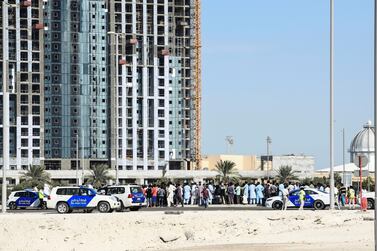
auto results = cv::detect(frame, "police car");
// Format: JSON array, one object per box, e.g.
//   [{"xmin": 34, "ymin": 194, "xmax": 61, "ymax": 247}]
[
  {"xmin": 98, "ymin": 185, "xmax": 146, "ymax": 211},
  {"xmin": 265, "ymin": 187, "xmax": 330, "ymax": 210},
  {"xmin": 7, "ymin": 189, "xmax": 46, "ymax": 210},
  {"xmin": 47, "ymin": 186, "xmax": 121, "ymax": 213}
]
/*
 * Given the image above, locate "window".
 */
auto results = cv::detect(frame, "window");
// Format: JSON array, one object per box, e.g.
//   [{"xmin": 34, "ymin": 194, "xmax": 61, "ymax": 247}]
[
  {"xmin": 56, "ymin": 188, "xmax": 79, "ymax": 195},
  {"xmin": 130, "ymin": 187, "xmax": 143, "ymax": 194},
  {"xmin": 305, "ymin": 190, "xmax": 318, "ymax": 195}
]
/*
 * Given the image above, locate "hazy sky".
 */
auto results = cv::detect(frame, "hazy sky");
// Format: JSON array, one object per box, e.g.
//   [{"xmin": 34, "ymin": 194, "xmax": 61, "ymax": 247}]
[{"xmin": 201, "ymin": 0, "xmax": 374, "ymax": 169}]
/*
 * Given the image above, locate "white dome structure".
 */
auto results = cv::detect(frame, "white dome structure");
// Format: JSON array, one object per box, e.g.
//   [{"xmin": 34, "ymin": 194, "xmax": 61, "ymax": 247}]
[{"xmin": 350, "ymin": 121, "xmax": 375, "ymax": 172}]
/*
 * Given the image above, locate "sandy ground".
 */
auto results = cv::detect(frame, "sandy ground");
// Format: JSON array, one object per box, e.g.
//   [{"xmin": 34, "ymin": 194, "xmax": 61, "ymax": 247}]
[{"xmin": 0, "ymin": 210, "xmax": 373, "ymax": 251}]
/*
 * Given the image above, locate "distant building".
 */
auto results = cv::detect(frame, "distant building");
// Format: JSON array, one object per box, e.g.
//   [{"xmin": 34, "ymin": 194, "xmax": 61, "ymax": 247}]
[
  {"xmin": 201, "ymin": 154, "xmax": 314, "ymax": 179},
  {"xmin": 201, "ymin": 155, "xmax": 260, "ymax": 171},
  {"xmin": 269, "ymin": 155, "xmax": 315, "ymax": 179}
]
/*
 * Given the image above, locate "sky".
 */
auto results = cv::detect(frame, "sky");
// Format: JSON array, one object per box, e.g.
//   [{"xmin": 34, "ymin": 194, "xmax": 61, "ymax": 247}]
[{"xmin": 201, "ymin": 0, "xmax": 374, "ymax": 169}]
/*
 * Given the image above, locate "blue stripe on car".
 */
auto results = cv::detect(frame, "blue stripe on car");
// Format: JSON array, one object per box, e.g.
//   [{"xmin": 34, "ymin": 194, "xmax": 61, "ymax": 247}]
[{"xmin": 67, "ymin": 195, "xmax": 95, "ymax": 208}]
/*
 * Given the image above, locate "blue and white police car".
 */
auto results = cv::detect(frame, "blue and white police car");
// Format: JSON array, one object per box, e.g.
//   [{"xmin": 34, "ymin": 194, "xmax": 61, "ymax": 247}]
[
  {"xmin": 47, "ymin": 186, "xmax": 121, "ymax": 213},
  {"xmin": 265, "ymin": 187, "xmax": 330, "ymax": 210},
  {"xmin": 7, "ymin": 189, "xmax": 46, "ymax": 210},
  {"xmin": 98, "ymin": 185, "xmax": 146, "ymax": 211}
]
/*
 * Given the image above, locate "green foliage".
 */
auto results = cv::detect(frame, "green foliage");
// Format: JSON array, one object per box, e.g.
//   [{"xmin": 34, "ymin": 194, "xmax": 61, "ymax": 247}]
[
  {"xmin": 362, "ymin": 176, "xmax": 375, "ymax": 191},
  {"xmin": 85, "ymin": 164, "xmax": 113, "ymax": 189},
  {"xmin": 276, "ymin": 165, "xmax": 298, "ymax": 183},
  {"xmin": 215, "ymin": 160, "xmax": 240, "ymax": 183},
  {"xmin": 17, "ymin": 165, "xmax": 51, "ymax": 190},
  {"xmin": 301, "ymin": 173, "xmax": 343, "ymax": 187}
]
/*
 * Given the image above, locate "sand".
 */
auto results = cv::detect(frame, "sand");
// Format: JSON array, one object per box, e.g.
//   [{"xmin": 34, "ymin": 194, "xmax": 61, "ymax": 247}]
[{"xmin": 0, "ymin": 210, "xmax": 373, "ymax": 251}]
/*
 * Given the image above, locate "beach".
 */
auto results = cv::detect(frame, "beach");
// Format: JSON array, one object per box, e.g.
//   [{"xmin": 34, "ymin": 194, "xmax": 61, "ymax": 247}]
[{"xmin": 0, "ymin": 209, "xmax": 373, "ymax": 251}]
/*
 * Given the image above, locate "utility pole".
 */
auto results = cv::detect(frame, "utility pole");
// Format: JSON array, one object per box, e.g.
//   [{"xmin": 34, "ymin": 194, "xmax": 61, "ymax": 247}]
[
  {"xmin": 373, "ymin": 0, "xmax": 377, "ymax": 248},
  {"xmin": 342, "ymin": 129, "xmax": 345, "ymax": 185},
  {"xmin": 107, "ymin": 31, "xmax": 120, "ymax": 185},
  {"xmin": 2, "ymin": 1, "xmax": 9, "ymax": 214},
  {"xmin": 76, "ymin": 134, "xmax": 79, "ymax": 186},
  {"xmin": 329, "ymin": 0, "xmax": 335, "ymax": 210},
  {"xmin": 266, "ymin": 136, "xmax": 272, "ymax": 180}
]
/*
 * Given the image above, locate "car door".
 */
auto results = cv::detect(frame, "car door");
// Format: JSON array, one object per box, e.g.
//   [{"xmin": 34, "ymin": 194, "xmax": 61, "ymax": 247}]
[
  {"xmin": 28, "ymin": 191, "xmax": 40, "ymax": 208},
  {"xmin": 16, "ymin": 191, "xmax": 37, "ymax": 208},
  {"xmin": 304, "ymin": 190, "xmax": 317, "ymax": 207},
  {"xmin": 66, "ymin": 188, "xmax": 93, "ymax": 208},
  {"xmin": 288, "ymin": 190, "xmax": 301, "ymax": 207}
]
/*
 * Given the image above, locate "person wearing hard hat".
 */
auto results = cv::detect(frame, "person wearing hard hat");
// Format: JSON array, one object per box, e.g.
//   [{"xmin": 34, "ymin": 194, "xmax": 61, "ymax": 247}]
[{"xmin": 299, "ymin": 187, "xmax": 305, "ymax": 210}]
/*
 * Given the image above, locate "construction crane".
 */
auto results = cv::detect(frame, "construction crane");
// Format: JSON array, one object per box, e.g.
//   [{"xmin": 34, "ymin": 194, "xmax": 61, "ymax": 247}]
[{"xmin": 193, "ymin": 0, "xmax": 202, "ymax": 170}]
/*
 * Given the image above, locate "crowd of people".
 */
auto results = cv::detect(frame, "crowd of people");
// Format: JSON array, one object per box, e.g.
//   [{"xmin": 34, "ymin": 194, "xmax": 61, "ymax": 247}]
[{"xmin": 141, "ymin": 180, "xmax": 360, "ymax": 209}]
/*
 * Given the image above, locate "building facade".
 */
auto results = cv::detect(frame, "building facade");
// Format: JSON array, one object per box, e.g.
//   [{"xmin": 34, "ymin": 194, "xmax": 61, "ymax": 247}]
[
  {"xmin": 1, "ymin": 0, "xmax": 198, "ymax": 185},
  {"xmin": 107, "ymin": 0, "xmax": 195, "ymax": 172},
  {"xmin": 43, "ymin": 0, "xmax": 109, "ymax": 171},
  {"xmin": 0, "ymin": 0, "xmax": 44, "ymax": 170}
]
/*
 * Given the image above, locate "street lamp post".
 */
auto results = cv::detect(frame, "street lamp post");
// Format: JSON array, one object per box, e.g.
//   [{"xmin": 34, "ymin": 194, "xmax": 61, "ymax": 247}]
[
  {"xmin": 76, "ymin": 134, "xmax": 79, "ymax": 186},
  {"xmin": 342, "ymin": 128, "xmax": 346, "ymax": 185},
  {"xmin": 108, "ymin": 31, "xmax": 125, "ymax": 185},
  {"xmin": 329, "ymin": 0, "xmax": 335, "ymax": 210},
  {"xmin": 266, "ymin": 136, "xmax": 272, "ymax": 180},
  {"xmin": 2, "ymin": 0, "xmax": 10, "ymax": 214},
  {"xmin": 373, "ymin": 0, "xmax": 377, "ymax": 248}
]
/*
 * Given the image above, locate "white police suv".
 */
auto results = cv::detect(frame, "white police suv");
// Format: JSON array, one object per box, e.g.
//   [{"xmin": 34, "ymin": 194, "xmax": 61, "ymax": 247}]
[
  {"xmin": 47, "ymin": 186, "xmax": 121, "ymax": 213},
  {"xmin": 265, "ymin": 187, "xmax": 330, "ymax": 210},
  {"xmin": 98, "ymin": 185, "xmax": 146, "ymax": 211},
  {"xmin": 7, "ymin": 189, "xmax": 46, "ymax": 210}
]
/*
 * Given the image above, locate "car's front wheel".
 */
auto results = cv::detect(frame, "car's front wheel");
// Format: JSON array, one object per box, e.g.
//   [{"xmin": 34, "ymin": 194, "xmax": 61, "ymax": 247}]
[
  {"xmin": 57, "ymin": 202, "xmax": 70, "ymax": 214},
  {"xmin": 272, "ymin": 201, "xmax": 283, "ymax": 210},
  {"xmin": 367, "ymin": 199, "xmax": 375, "ymax": 210},
  {"xmin": 314, "ymin": 200, "xmax": 325, "ymax": 210},
  {"xmin": 98, "ymin": 202, "xmax": 111, "ymax": 213},
  {"xmin": 8, "ymin": 202, "xmax": 17, "ymax": 210}
]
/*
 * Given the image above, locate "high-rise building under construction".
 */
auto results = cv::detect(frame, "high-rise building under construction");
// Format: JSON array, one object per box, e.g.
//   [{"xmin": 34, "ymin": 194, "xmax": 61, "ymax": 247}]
[{"xmin": 1, "ymin": 0, "xmax": 200, "ymax": 184}]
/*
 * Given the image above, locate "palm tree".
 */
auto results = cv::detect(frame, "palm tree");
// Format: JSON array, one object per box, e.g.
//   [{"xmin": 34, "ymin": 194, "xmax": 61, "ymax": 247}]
[
  {"xmin": 86, "ymin": 164, "xmax": 113, "ymax": 188},
  {"xmin": 215, "ymin": 160, "xmax": 239, "ymax": 183},
  {"xmin": 276, "ymin": 165, "xmax": 298, "ymax": 183},
  {"xmin": 20, "ymin": 165, "xmax": 51, "ymax": 189}
]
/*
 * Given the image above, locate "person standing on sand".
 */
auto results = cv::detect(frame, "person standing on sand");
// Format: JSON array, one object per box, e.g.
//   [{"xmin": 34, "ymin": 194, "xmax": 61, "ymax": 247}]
[
  {"xmin": 299, "ymin": 187, "xmax": 305, "ymax": 210},
  {"xmin": 183, "ymin": 183, "xmax": 191, "ymax": 205},
  {"xmin": 347, "ymin": 186, "xmax": 356, "ymax": 209},
  {"xmin": 278, "ymin": 182, "xmax": 285, "ymax": 197},
  {"xmin": 202, "ymin": 185, "xmax": 210, "ymax": 208},
  {"xmin": 282, "ymin": 184, "xmax": 289, "ymax": 210},
  {"xmin": 167, "ymin": 183, "xmax": 176, "ymax": 207},
  {"xmin": 176, "ymin": 184, "xmax": 184, "ymax": 207},
  {"xmin": 198, "ymin": 182, "xmax": 204, "ymax": 206},
  {"xmin": 249, "ymin": 182, "xmax": 256, "ymax": 205},
  {"xmin": 235, "ymin": 183, "xmax": 241, "ymax": 204},
  {"xmin": 288, "ymin": 182, "xmax": 294, "ymax": 193},
  {"xmin": 146, "ymin": 184, "xmax": 153, "ymax": 207},
  {"xmin": 208, "ymin": 182, "xmax": 214, "ymax": 205},
  {"xmin": 151, "ymin": 184, "xmax": 158, "ymax": 207},
  {"xmin": 191, "ymin": 183, "xmax": 197, "ymax": 205},
  {"xmin": 227, "ymin": 183, "xmax": 235, "ymax": 204},
  {"xmin": 157, "ymin": 186, "xmax": 166, "ymax": 207},
  {"xmin": 242, "ymin": 182, "xmax": 249, "ymax": 204},
  {"xmin": 339, "ymin": 183, "xmax": 347, "ymax": 207},
  {"xmin": 255, "ymin": 182, "xmax": 264, "ymax": 205},
  {"xmin": 220, "ymin": 183, "xmax": 226, "ymax": 204}
]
